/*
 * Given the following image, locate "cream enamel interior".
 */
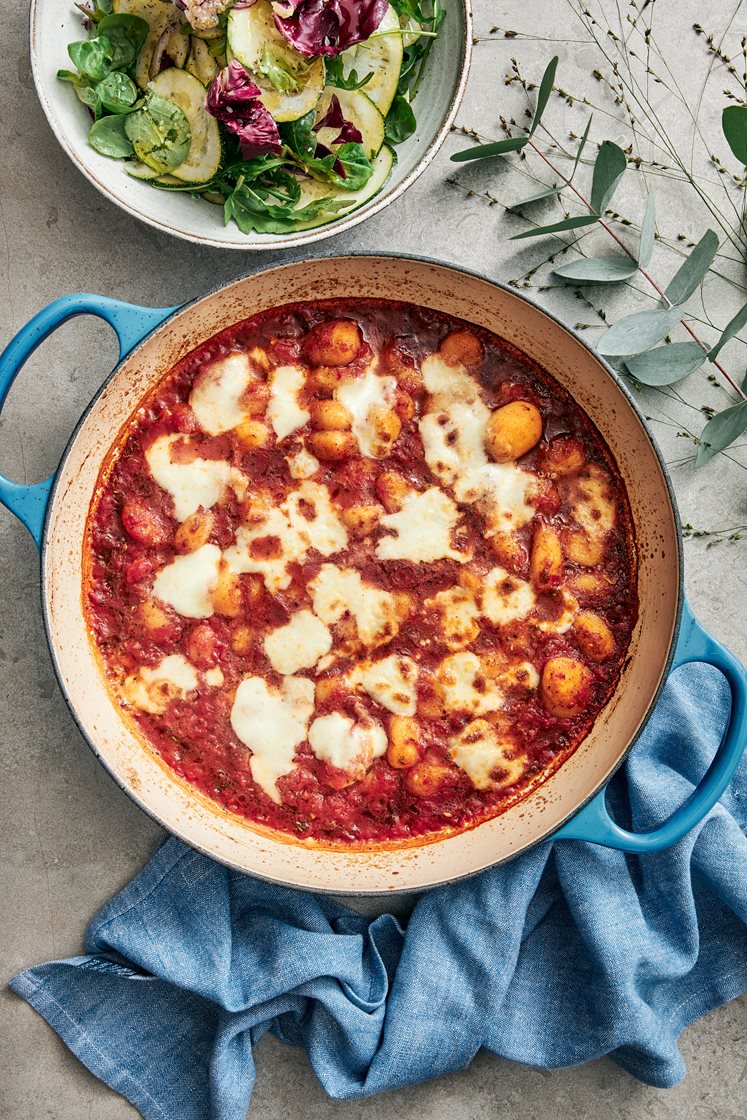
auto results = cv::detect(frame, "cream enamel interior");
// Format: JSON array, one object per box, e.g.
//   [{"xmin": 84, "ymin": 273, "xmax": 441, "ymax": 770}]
[{"xmin": 43, "ymin": 257, "xmax": 680, "ymax": 893}]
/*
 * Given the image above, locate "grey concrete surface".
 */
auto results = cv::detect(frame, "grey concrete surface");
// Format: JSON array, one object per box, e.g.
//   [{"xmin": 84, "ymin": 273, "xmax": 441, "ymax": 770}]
[{"xmin": 1, "ymin": 0, "xmax": 746, "ymax": 1117}]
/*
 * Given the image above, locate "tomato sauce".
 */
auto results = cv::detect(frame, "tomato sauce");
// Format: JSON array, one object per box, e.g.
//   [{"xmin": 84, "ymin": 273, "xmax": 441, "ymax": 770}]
[{"xmin": 85, "ymin": 299, "xmax": 637, "ymax": 846}]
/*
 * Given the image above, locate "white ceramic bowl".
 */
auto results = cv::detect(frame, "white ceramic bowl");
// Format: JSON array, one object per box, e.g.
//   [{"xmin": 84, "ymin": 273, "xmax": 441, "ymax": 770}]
[{"xmin": 30, "ymin": 1, "xmax": 472, "ymax": 249}]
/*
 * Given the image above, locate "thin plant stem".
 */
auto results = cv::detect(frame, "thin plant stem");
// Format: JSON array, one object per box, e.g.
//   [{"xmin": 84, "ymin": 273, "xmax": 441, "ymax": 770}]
[{"xmin": 523, "ymin": 135, "xmax": 747, "ymax": 399}]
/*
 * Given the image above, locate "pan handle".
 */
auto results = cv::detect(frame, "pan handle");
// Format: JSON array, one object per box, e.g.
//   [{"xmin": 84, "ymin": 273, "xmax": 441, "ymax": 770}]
[
  {"xmin": 0, "ymin": 295, "xmax": 178, "ymax": 547},
  {"xmin": 554, "ymin": 598, "xmax": 747, "ymax": 852}
]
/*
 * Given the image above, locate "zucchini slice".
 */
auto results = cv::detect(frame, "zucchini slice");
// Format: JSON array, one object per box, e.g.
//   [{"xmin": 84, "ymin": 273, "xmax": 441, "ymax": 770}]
[
  {"xmin": 314, "ymin": 87, "xmax": 385, "ymax": 159},
  {"xmin": 186, "ymin": 36, "xmax": 219, "ymax": 85},
  {"xmin": 125, "ymin": 159, "xmax": 160, "ymax": 180},
  {"xmin": 227, "ymin": 0, "xmax": 325, "ymax": 123},
  {"xmin": 113, "ymin": 0, "xmax": 185, "ymax": 90},
  {"xmin": 340, "ymin": 5, "xmax": 403, "ymax": 117},
  {"xmin": 148, "ymin": 69, "xmax": 222, "ymax": 185},
  {"xmin": 294, "ymin": 145, "xmax": 394, "ymax": 230}
]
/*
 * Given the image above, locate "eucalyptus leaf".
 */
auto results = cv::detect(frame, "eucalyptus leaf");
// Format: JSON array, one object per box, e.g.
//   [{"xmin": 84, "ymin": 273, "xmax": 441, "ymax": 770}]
[
  {"xmin": 506, "ymin": 185, "xmax": 562, "ymax": 214},
  {"xmin": 570, "ymin": 116, "xmax": 592, "ymax": 180},
  {"xmin": 552, "ymin": 255, "xmax": 638, "ymax": 282},
  {"xmin": 597, "ymin": 305, "xmax": 684, "ymax": 357},
  {"xmin": 695, "ymin": 400, "xmax": 747, "ymax": 467},
  {"xmin": 590, "ymin": 140, "xmax": 627, "ymax": 214},
  {"xmin": 707, "ymin": 300, "xmax": 747, "ymax": 363},
  {"xmin": 638, "ymin": 193, "xmax": 655, "ymax": 267},
  {"xmin": 664, "ymin": 229, "xmax": 718, "ymax": 306},
  {"xmin": 529, "ymin": 55, "xmax": 558, "ymax": 137},
  {"xmin": 722, "ymin": 105, "xmax": 747, "ymax": 166},
  {"xmin": 510, "ymin": 214, "xmax": 599, "ymax": 241},
  {"xmin": 450, "ymin": 136, "xmax": 528, "ymax": 162},
  {"xmin": 624, "ymin": 342, "xmax": 705, "ymax": 386},
  {"xmin": 89, "ymin": 114, "xmax": 134, "ymax": 158}
]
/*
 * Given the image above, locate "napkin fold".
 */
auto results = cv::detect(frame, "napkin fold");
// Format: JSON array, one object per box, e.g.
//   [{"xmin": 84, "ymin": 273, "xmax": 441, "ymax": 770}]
[{"xmin": 10, "ymin": 663, "xmax": 747, "ymax": 1120}]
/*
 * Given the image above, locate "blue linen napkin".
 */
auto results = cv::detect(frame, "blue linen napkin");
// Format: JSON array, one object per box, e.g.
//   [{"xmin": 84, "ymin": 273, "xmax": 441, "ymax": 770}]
[{"xmin": 10, "ymin": 662, "xmax": 747, "ymax": 1119}]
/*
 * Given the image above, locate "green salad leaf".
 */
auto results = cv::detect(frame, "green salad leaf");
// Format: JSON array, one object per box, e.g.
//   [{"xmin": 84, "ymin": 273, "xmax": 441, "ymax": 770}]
[
  {"xmin": 392, "ymin": 0, "xmax": 444, "ymax": 99},
  {"xmin": 97, "ymin": 14, "xmax": 148, "ymax": 69},
  {"xmin": 258, "ymin": 42, "xmax": 300, "ymax": 93},
  {"xmin": 96, "ymin": 70, "xmax": 139, "ymax": 114},
  {"xmin": 280, "ymin": 111, "xmax": 317, "ymax": 160},
  {"xmin": 223, "ymin": 171, "xmax": 343, "ymax": 234},
  {"xmin": 124, "ymin": 92, "xmax": 191, "ymax": 173},
  {"xmin": 89, "ymin": 113, "xmax": 135, "ymax": 158},
  {"xmin": 329, "ymin": 143, "xmax": 374, "ymax": 190},
  {"xmin": 324, "ymin": 56, "xmax": 373, "ymax": 91},
  {"xmin": 384, "ymin": 93, "xmax": 416, "ymax": 144},
  {"xmin": 68, "ymin": 36, "xmax": 115, "ymax": 81}
]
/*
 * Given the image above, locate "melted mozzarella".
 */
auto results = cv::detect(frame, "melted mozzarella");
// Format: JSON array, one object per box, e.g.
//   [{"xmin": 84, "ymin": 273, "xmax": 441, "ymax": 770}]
[
  {"xmin": 263, "ymin": 609, "xmax": 332, "ymax": 675},
  {"xmin": 498, "ymin": 660, "xmax": 540, "ymax": 693},
  {"xmin": 336, "ymin": 366, "xmax": 397, "ymax": 457},
  {"xmin": 189, "ymin": 352, "xmax": 255, "ymax": 436},
  {"xmin": 123, "ymin": 654, "xmax": 198, "ymax": 715},
  {"xmin": 146, "ymin": 433, "xmax": 246, "ymax": 522},
  {"xmin": 224, "ymin": 481, "xmax": 347, "ymax": 592},
  {"xmin": 310, "ymin": 564, "xmax": 400, "ymax": 647},
  {"xmin": 419, "ymin": 355, "xmax": 537, "ymax": 534},
  {"xmin": 153, "ymin": 544, "xmax": 222, "ymax": 618},
  {"xmin": 572, "ymin": 465, "xmax": 616, "ymax": 536},
  {"xmin": 482, "ymin": 567, "xmax": 536, "ymax": 626},
  {"xmin": 267, "ymin": 365, "xmax": 310, "ymax": 440},
  {"xmin": 353, "ymin": 654, "xmax": 419, "ymax": 716},
  {"xmin": 286, "ymin": 447, "xmax": 320, "ymax": 479},
  {"xmin": 448, "ymin": 719, "xmax": 526, "ymax": 790},
  {"xmin": 230, "ymin": 675, "xmax": 314, "ymax": 803},
  {"xmin": 435, "ymin": 652, "xmax": 504, "ymax": 715},
  {"xmin": 286, "ymin": 481, "xmax": 348, "ymax": 556},
  {"xmin": 421, "ymin": 354, "xmax": 482, "ymax": 402},
  {"xmin": 425, "ymin": 585, "xmax": 480, "ymax": 650},
  {"xmin": 204, "ymin": 667, "xmax": 224, "ymax": 687},
  {"xmin": 376, "ymin": 488, "xmax": 468, "ymax": 563},
  {"xmin": 308, "ymin": 712, "xmax": 387, "ymax": 778},
  {"xmin": 224, "ymin": 506, "xmax": 304, "ymax": 593}
]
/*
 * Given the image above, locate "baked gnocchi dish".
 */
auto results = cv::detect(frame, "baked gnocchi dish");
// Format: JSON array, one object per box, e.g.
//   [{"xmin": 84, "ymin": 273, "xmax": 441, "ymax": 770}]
[{"xmin": 85, "ymin": 299, "xmax": 638, "ymax": 845}]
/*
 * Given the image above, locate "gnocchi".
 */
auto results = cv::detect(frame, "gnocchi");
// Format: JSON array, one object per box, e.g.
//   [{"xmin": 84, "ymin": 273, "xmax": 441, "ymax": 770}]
[
  {"xmin": 87, "ymin": 297, "xmax": 636, "ymax": 848},
  {"xmin": 485, "ymin": 400, "xmax": 543, "ymax": 462},
  {"xmin": 541, "ymin": 656, "xmax": 594, "ymax": 718}
]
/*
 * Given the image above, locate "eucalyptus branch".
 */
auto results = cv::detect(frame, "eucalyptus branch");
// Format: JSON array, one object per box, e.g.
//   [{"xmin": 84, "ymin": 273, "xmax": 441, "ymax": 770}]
[
  {"xmin": 522, "ymin": 135, "xmax": 746, "ymax": 398},
  {"xmin": 450, "ymin": 44, "xmax": 747, "ymax": 467}
]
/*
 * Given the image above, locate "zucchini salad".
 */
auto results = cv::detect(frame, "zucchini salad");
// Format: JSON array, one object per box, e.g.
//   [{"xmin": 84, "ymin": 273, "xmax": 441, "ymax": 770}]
[{"xmin": 58, "ymin": 0, "xmax": 444, "ymax": 234}]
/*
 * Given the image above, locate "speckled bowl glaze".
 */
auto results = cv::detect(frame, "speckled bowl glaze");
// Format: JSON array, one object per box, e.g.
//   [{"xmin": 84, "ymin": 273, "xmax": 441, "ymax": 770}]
[
  {"xmin": 29, "ymin": 1, "xmax": 472, "ymax": 249},
  {"xmin": 1, "ymin": 255, "xmax": 746, "ymax": 893}
]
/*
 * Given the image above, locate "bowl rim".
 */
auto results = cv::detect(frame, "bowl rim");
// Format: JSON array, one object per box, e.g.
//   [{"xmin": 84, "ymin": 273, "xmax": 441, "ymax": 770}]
[
  {"xmin": 36, "ymin": 252, "xmax": 685, "ymax": 894},
  {"xmin": 28, "ymin": 0, "xmax": 474, "ymax": 251}
]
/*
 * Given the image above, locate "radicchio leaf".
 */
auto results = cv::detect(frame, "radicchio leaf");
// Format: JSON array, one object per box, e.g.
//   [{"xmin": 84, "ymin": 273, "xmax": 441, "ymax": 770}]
[
  {"xmin": 272, "ymin": 0, "xmax": 388, "ymax": 58},
  {"xmin": 313, "ymin": 140, "xmax": 345, "ymax": 177},
  {"xmin": 313, "ymin": 94, "xmax": 363, "ymax": 144},
  {"xmin": 205, "ymin": 61, "xmax": 282, "ymax": 158}
]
